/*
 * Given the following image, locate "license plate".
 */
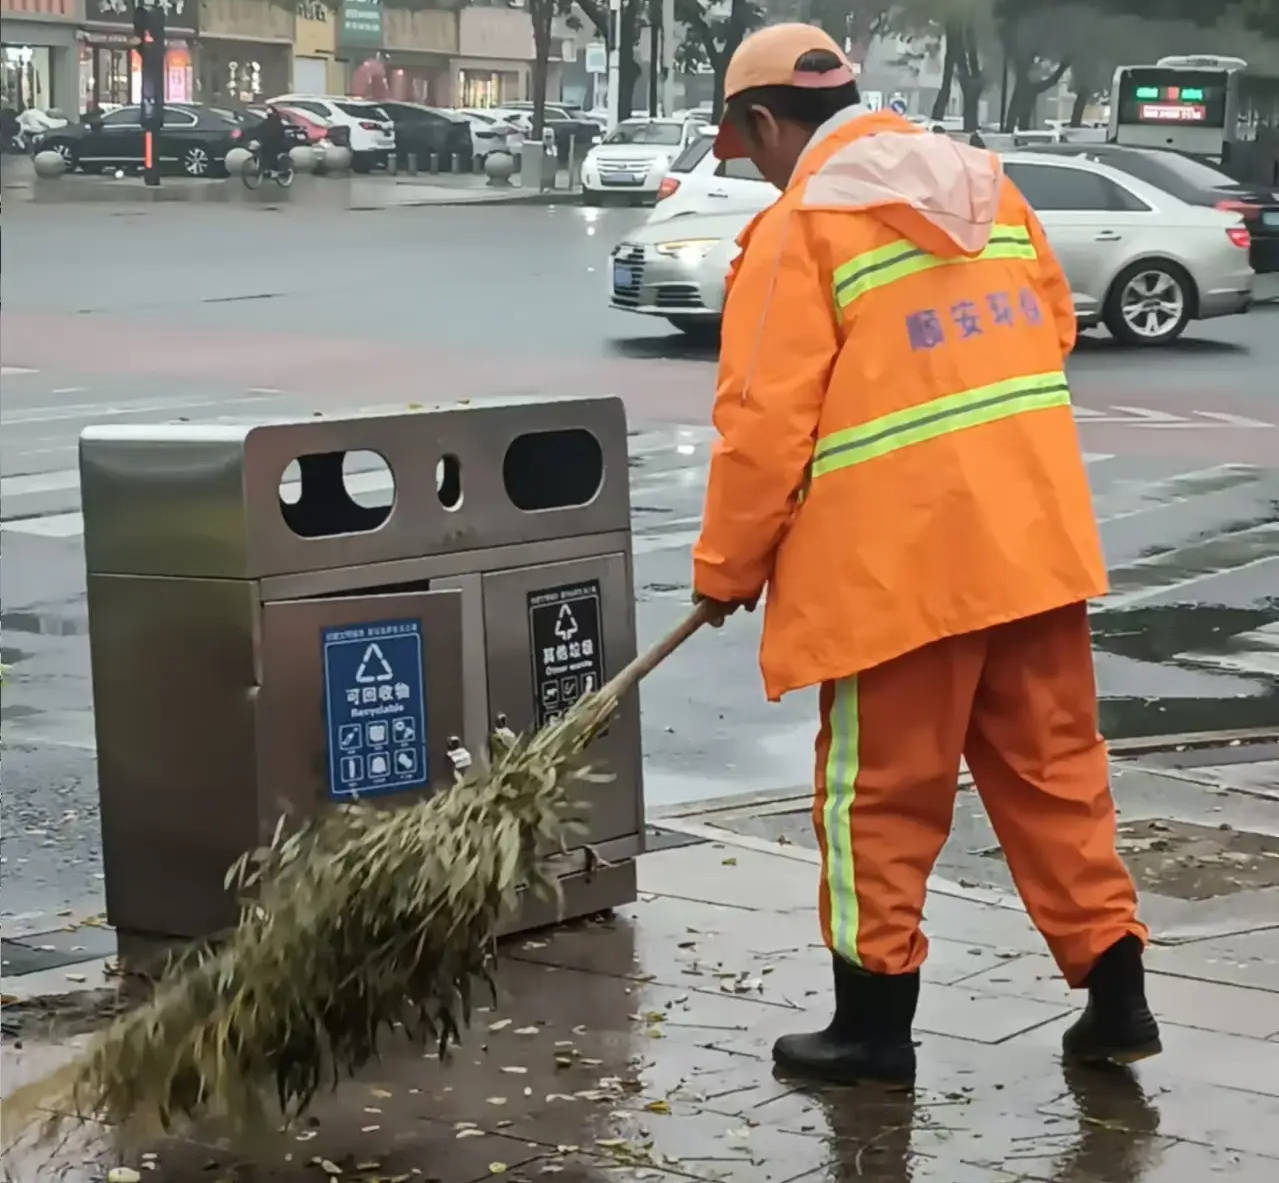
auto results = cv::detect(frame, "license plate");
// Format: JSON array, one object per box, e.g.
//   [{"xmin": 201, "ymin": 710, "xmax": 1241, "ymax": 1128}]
[
  {"xmin": 613, "ymin": 261, "xmax": 636, "ymax": 290},
  {"xmin": 606, "ymin": 173, "xmax": 640, "ymax": 185},
  {"xmin": 1263, "ymin": 211, "xmax": 1279, "ymax": 228}
]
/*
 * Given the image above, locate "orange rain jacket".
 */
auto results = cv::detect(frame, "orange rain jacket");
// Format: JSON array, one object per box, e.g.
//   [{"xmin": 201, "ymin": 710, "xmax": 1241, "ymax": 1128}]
[{"xmin": 692, "ymin": 110, "xmax": 1107, "ymax": 701}]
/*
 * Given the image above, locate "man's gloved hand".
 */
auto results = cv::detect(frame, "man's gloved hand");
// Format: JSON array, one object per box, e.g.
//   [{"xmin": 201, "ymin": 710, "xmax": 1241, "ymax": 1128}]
[{"xmin": 692, "ymin": 590, "xmax": 760, "ymax": 628}]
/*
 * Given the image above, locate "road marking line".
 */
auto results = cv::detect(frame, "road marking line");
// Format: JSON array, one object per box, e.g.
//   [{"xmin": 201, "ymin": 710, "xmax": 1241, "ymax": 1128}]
[
  {"xmin": 1095, "ymin": 464, "xmax": 1263, "ymax": 524},
  {"xmin": 1176, "ymin": 621, "xmax": 1279, "ymax": 678},
  {"xmin": 51, "ymin": 386, "xmax": 88, "ymax": 395},
  {"xmin": 1110, "ymin": 405, "xmax": 1184, "ymax": 423},
  {"xmin": 1, "ymin": 366, "xmax": 37, "ymax": 376},
  {"xmin": 3, "ymin": 391, "xmax": 288, "ymax": 425},
  {"xmin": 1099, "ymin": 545, "xmax": 1279, "ymax": 612},
  {"xmin": 1, "ymin": 511, "xmax": 85, "ymax": 538},
  {"xmin": 0, "ymin": 468, "xmax": 81, "ymax": 498},
  {"xmin": 1193, "ymin": 411, "xmax": 1276, "ymax": 429}
]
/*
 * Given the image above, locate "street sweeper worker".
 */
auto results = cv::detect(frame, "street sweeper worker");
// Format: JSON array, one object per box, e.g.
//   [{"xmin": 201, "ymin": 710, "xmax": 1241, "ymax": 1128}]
[{"xmin": 691, "ymin": 23, "xmax": 1160, "ymax": 1086}]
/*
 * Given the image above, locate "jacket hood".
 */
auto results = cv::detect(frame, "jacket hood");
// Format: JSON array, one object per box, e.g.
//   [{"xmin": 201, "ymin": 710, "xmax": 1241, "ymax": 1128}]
[{"xmin": 800, "ymin": 127, "xmax": 1003, "ymax": 258}]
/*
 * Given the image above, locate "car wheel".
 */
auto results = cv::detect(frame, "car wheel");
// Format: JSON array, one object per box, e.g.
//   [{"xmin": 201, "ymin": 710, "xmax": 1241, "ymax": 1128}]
[
  {"xmin": 48, "ymin": 140, "xmax": 77, "ymax": 170},
  {"xmin": 1103, "ymin": 261, "xmax": 1193, "ymax": 346},
  {"xmin": 581, "ymin": 189, "xmax": 603, "ymax": 206},
  {"xmin": 352, "ymin": 151, "xmax": 374, "ymax": 174},
  {"xmin": 181, "ymin": 143, "xmax": 211, "ymax": 177},
  {"xmin": 667, "ymin": 317, "xmax": 720, "ymax": 343}
]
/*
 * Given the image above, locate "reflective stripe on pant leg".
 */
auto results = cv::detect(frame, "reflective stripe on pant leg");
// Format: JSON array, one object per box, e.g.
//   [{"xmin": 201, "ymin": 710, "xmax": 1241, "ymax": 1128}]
[{"xmin": 822, "ymin": 675, "xmax": 862, "ymax": 966}]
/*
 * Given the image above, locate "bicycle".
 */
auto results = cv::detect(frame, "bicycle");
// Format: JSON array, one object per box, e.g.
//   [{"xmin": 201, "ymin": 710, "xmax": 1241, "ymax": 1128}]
[{"xmin": 241, "ymin": 142, "xmax": 295, "ymax": 190}]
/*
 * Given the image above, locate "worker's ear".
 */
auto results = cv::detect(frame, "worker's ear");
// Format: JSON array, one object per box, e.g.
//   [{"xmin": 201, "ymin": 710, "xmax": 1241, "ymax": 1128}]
[{"xmin": 743, "ymin": 103, "xmax": 780, "ymax": 150}]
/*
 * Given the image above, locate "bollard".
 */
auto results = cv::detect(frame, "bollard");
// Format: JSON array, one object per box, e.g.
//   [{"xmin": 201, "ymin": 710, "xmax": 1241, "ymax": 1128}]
[
  {"xmin": 406, "ymin": 151, "xmax": 418, "ymax": 176},
  {"xmin": 429, "ymin": 150, "xmax": 440, "ymax": 175},
  {"xmin": 33, "ymin": 149, "xmax": 67, "ymax": 178}
]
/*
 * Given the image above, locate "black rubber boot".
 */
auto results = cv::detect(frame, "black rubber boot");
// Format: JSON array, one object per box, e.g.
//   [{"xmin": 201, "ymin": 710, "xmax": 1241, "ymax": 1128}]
[
  {"xmin": 772, "ymin": 954, "xmax": 918, "ymax": 1085},
  {"xmin": 1062, "ymin": 934, "xmax": 1162, "ymax": 1066}
]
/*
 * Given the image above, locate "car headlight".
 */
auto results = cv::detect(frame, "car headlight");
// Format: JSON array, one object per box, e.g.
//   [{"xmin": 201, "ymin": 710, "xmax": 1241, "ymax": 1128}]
[{"xmin": 654, "ymin": 239, "xmax": 718, "ymax": 263}]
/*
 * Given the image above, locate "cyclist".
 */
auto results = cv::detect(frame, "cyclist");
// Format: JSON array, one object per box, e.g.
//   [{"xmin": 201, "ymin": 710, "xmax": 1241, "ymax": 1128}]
[{"xmin": 246, "ymin": 107, "xmax": 289, "ymax": 176}]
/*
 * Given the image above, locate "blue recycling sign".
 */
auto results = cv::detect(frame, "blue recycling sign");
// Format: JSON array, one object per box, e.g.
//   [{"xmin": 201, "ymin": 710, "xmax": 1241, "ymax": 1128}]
[{"xmin": 322, "ymin": 618, "xmax": 428, "ymax": 800}]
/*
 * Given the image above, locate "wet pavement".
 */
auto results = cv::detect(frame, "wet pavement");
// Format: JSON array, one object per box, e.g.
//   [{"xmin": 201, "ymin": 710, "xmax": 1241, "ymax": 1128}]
[
  {"xmin": 4, "ymin": 788, "xmax": 1279, "ymax": 1182},
  {"xmin": 2, "ymin": 202, "xmax": 1278, "ymax": 936}
]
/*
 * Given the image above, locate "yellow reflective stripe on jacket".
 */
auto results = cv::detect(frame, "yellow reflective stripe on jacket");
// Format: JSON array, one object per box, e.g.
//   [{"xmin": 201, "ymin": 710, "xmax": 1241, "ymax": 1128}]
[
  {"xmin": 812, "ymin": 371, "xmax": 1071, "ymax": 478},
  {"xmin": 831, "ymin": 225, "xmax": 1037, "ymax": 312}
]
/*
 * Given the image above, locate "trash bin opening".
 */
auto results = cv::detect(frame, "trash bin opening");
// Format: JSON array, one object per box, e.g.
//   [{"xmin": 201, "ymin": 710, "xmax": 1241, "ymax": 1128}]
[
  {"xmin": 503, "ymin": 429, "xmax": 603, "ymax": 511},
  {"xmin": 278, "ymin": 449, "xmax": 394, "ymax": 537},
  {"xmin": 436, "ymin": 454, "xmax": 462, "ymax": 510}
]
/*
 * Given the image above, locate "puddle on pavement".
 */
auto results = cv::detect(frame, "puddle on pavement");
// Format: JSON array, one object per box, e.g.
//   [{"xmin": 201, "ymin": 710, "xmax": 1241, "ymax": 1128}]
[
  {"xmin": 1099, "ymin": 692, "xmax": 1279, "ymax": 739},
  {"xmin": 0, "ymin": 611, "xmax": 88, "ymax": 638},
  {"xmin": 1091, "ymin": 603, "xmax": 1277, "ymax": 664},
  {"xmin": 983, "ymin": 817, "xmax": 1279, "ymax": 900}
]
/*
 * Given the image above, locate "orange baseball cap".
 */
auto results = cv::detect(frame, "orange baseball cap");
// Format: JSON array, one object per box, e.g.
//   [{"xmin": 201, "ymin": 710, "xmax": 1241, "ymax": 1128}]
[{"xmin": 713, "ymin": 23, "xmax": 857, "ymax": 160}]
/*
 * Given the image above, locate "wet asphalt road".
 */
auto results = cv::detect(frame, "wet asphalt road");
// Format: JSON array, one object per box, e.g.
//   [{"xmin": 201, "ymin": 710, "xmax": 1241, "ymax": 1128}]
[{"xmin": 1, "ymin": 201, "xmax": 1277, "ymax": 934}]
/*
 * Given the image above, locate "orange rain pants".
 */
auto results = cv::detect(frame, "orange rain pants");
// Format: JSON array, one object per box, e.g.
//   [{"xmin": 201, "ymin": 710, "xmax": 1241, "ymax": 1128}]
[{"xmin": 813, "ymin": 601, "xmax": 1146, "ymax": 988}]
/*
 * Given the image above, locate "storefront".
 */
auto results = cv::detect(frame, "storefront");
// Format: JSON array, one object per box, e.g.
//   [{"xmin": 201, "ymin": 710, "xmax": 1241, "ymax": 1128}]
[
  {"xmin": 197, "ymin": 0, "xmax": 293, "ymax": 104},
  {"xmin": 2, "ymin": 0, "xmax": 80, "ymax": 116},
  {"xmin": 382, "ymin": 5, "xmax": 453, "ymax": 106},
  {"xmin": 293, "ymin": 0, "xmax": 339, "ymax": 95},
  {"xmin": 337, "ymin": 0, "xmax": 384, "ymax": 100},
  {"xmin": 450, "ymin": 8, "xmax": 570, "ymax": 111},
  {"xmin": 79, "ymin": 0, "xmax": 195, "ymax": 110}
]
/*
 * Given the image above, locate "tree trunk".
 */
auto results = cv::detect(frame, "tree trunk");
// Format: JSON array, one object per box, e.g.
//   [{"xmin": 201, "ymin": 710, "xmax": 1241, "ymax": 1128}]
[
  {"xmin": 1070, "ymin": 89, "xmax": 1088, "ymax": 127},
  {"xmin": 953, "ymin": 26, "xmax": 983, "ymax": 133},
  {"xmin": 712, "ymin": 0, "xmax": 750, "ymax": 119},
  {"xmin": 931, "ymin": 26, "xmax": 958, "ymax": 122},
  {"xmin": 530, "ymin": 0, "xmax": 553, "ymax": 139},
  {"xmin": 618, "ymin": 0, "xmax": 640, "ymax": 119}
]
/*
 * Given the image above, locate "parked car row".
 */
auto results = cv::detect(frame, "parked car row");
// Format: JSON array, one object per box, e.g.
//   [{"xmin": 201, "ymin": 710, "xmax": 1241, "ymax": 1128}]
[
  {"xmin": 610, "ymin": 131, "xmax": 1264, "ymax": 348},
  {"xmin": 31, "ymin": 95, "xmax": 531, "ymax": 178}
]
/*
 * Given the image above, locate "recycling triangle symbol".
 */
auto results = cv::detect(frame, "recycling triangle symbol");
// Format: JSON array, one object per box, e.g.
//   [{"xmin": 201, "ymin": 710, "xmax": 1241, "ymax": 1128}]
[
  {"xmin": 355, "ymin": 642, "xmax": 394, "ymax": 683},
  {"xmin": 554, "ymin": 604, "xmax": 579, "ymax": 642}
]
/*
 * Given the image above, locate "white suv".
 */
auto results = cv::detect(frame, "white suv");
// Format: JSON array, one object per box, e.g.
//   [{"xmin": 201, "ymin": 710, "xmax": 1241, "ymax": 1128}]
[
  {"xmin": 268, "ymin": 95, "xmax": 395, "ymax": 172},
  {"xmin": 648, "ymin": 126, "xmax": 772, "ymax": 223}
]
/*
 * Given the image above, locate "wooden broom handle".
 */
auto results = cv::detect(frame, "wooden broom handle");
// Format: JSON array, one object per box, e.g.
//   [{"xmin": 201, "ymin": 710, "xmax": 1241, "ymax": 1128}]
[{"xmin": 599, "ymin": 599, "xmax": 720, "ymax": 703}]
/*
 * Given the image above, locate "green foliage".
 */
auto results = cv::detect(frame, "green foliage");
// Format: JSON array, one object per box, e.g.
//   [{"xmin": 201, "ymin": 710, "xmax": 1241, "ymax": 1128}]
[{"xmin": 5, "ymin": 688, "xmax": 624, "ymax": 1142}]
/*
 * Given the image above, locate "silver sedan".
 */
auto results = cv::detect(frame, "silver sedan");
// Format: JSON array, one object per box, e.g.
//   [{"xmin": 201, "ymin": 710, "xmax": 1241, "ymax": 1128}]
[{"xmin": 608, "ymin": 151, "xmax": 1255, "ymax": 347}]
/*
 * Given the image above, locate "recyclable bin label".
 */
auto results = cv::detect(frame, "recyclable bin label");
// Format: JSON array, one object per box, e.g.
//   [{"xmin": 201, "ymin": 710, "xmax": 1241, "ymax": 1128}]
[
  {"xmin": 528, "ymin": 580, "xmax": 605, "ymax": 728},
  {"xmin": 322, "ymin": 618, "xmax": 428, "ymax": 800}
]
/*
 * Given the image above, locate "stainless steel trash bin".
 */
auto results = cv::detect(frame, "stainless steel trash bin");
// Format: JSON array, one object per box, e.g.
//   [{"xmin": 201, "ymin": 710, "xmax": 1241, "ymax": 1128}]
[{"xmin": 81, "ymin": 397, "xmax": 642, "ymax": 946}]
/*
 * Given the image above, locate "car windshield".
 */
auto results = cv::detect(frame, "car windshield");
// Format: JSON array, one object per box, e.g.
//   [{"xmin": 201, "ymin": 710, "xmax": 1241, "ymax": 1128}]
[
  {"xmin": 670, "ymin": 135, "xmax": 714, "ymax": 173},
  {"xmin": 337, "ymin": 102, "xmax": 389, "ymax": 121},
  {"xmin": 605, "ymin": 122, "xmax": 682, "ymax": 146}
]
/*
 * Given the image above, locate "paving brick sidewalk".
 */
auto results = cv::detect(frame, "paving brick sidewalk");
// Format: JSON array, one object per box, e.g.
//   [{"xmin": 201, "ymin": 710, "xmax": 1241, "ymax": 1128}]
[{"xmin": 5, "ymin": 796, "xmax": 1279, "ymax": 1183}]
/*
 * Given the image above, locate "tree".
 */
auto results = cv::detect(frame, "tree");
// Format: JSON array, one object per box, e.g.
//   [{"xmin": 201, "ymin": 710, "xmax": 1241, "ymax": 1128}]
[
  {"xmin": 576, "ymin": 0, "xmax": 647, "ymax": 121},
  {"xmin": 676, "ymin": 0, "xmax": 763, "ymax": 116}
]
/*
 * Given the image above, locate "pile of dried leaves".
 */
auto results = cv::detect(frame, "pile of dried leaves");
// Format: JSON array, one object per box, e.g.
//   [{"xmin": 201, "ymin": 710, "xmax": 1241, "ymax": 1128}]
[{"xmin": 3, "ymin": 688, "xmax": 620, "ymax": 1145}]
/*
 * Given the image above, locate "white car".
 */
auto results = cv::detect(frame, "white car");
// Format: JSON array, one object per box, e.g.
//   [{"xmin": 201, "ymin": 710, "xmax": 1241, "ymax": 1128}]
[
  {"xmin": 267, "ymin": 94, "xmax": 395, "ymax": 172},
  {"xmin": 1003, "ymin": 152, "xmax": 1253, "ymax": 343},
  {"xmin": 610, "ymin": 151, "xmax": 1254, "ymax": 346},
  {"xmin": 648, "ymin": 125, "xmax": 772, "ymax": 222},
  {"xmin": 610, "ymin": 210, "xmax": 753, "ymax": 336},
  {"xmin": 581, "ymin": 118, "xmax": 702, "ymax": 205},
  {"xmin": 457, "ymin": 109, "xmax": 523, "ymax": 159}
]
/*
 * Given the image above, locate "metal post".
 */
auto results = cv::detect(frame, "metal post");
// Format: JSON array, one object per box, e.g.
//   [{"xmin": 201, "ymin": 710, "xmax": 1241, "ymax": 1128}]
[
  {"xmin": 648, "ymin": 0, "xmax": 658, "ymax": 116},
  {"xmin": 607, "ymin": 0, "xmax": 622, "ymax": 130},
  {"xmin": 134, "ymin": 0, "xmax": 164, "ymax": 188},
  {"xmin": 661, "ymin": 0, "xmax": 675, "ymax": 117}
]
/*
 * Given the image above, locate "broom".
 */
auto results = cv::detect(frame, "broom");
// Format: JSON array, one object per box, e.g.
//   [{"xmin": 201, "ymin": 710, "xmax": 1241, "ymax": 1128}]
[{"xmin": 1, "ymin": 601, "xmax": 717, "ymax": 1146}]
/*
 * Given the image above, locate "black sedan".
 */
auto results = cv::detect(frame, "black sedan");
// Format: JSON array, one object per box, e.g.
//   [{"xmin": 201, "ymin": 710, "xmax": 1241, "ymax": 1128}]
[
  {"xmin": 1037, "ymin": 143, "xmax": 1279, "ymax": 274},
  {"xmin": 37, "ymin": 103, "xmax": 244, "ymax": 177},
  {"xmin": 377, "ymin": 101, "xmax": 472, "ymax": 169}
]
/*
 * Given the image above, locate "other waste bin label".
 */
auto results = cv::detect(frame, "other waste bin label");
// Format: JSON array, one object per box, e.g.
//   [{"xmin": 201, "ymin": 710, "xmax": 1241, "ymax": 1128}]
[
  {"xmin": 322, "ymin": 618, "xmax": 428, "ymax": 800},
  {"xmin": 528, "ymin": 580, "xmax": 605, "ymax": 727}
]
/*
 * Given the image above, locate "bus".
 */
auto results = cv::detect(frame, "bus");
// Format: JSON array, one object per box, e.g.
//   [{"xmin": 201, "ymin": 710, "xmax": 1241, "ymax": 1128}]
[{"xmin": 1109, "ymin": 55, "xmax": 1279, "ymax": 184}]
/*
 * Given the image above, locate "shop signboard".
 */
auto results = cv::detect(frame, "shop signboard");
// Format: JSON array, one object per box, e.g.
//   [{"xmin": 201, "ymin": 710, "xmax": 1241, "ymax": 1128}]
[
  {"xmin": 339, "ymin": 0, "xmax": 382, "ymax": 49},
  {"xmin": 85, "ymin": 0, "xmax": 195, "ymax": 36}
]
